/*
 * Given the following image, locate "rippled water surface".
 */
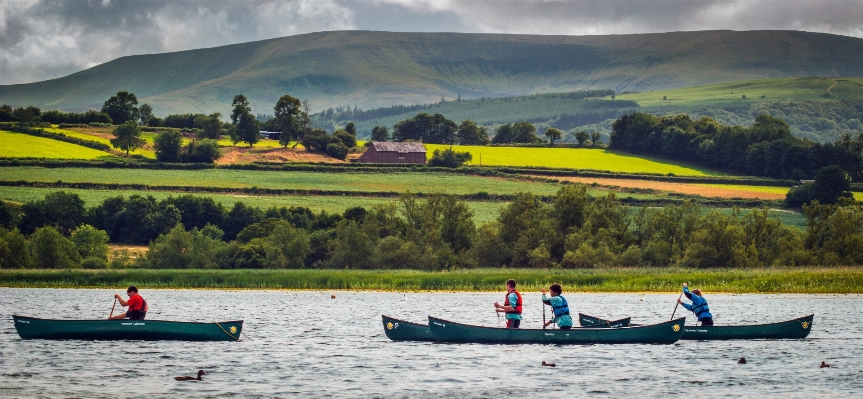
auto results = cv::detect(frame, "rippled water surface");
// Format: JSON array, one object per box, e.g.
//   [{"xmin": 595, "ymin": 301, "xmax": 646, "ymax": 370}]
[{"xmin": 1, "ymin": 288, "xmax": 861, "ymax": 398}]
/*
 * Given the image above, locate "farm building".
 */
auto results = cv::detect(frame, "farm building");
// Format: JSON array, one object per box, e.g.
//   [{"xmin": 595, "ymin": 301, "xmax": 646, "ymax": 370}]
[{"xmin": 357, "ymin": 142, "xmax": 427, "ymax": 164}]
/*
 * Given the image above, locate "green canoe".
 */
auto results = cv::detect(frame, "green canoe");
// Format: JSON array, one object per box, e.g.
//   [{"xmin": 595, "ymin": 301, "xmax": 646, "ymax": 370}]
[
  {"xmin": 578, "ymin": 313, "xmax": 814, "ymax": 340},
  {"xmin": 381, "ymin": 315, "xmax": 433, "ymax": 341},
  {"xmin": 13, "ymin": 315, "xmax": 244, "ymax": 341},
  {"xmin": 427, "ymin": 316, "xmax": 685, "ymax": 344}
]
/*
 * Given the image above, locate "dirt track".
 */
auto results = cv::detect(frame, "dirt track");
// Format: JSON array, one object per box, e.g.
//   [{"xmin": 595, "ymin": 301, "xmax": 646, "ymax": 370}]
[
  {"xmin": 216, "ymin": 147, "xmax": 347, "ymax": 165},
  {"xmin": 535, "ymin": 175, "xmax": 788, "ymax": 200}
]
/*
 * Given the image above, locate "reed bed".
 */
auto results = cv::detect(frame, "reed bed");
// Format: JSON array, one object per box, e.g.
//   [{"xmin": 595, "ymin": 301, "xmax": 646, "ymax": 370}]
[{"xmin": 2, "ymin": 268, "xmax": 862, "ymax": 293}]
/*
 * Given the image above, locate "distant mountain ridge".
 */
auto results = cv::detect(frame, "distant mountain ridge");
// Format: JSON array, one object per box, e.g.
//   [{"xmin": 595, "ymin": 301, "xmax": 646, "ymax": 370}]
[{"xmin": 2, "ymin": 30, "xmax": 863, "ymax": 115}]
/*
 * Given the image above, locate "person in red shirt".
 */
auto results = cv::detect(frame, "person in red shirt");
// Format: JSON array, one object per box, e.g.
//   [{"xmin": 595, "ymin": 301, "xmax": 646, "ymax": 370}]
[{"xmin": 108, "ymin": 286, "xmax": 148, "ymax": 320}]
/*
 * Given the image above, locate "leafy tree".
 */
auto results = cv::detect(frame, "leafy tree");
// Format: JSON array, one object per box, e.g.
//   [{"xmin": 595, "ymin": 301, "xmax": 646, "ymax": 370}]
[
  {"xmin": 222, "ymin": 202, "xmax": 263, "ymax": 241},
  {"xmin": 345, "ymin": 122, "xmax": 356, "ymax": 136},
  {"xmin": 13, "ymin": 106, "xmax": 41, "ymax": 126},
  {"xmin": 512, "ymin": 122, "xmax": 539, "ymax": 143},
  {"xmin": 429, "ymin": 147, "xmax": 472, "ymax": 167},
  {"xmin": 456, "ymin": 120, "xmax": 490, "ymax": 145},
  {"xmin": 545, "ymin": 128, "xmax": 563, "ymax": 145},
  {"xmin": 183, "ymin": 139, "xmax": 222, "ymax": 163},
  {"xmin": 230, "ymin": 94, "xmax": 251, "ymax": 124},
  {"xmin": 301, "ymin": 129, "xmax": 334, "ymax": 152},
  {"xmin": 138, "ymin": 104, "xmax": 153, "ymax": 125},
  {"xmin": 590, "ymin": 131, "xmax": 602, "ymax": 147},
  {"xmin": 326, "ymin": 141, "xmax": 349, "ymax": 160},
  {"xmin": 196, "ymin": 113, "xmax": 222, "ymax": 140},
  {"xmin": 575, "ymin": 130, "xmax": 590, "ymax": 146},
  {"xmin": 70, "ymin": 224, "xmax": 110, "ymax": 260},
  {"xmin": 334, "ymin": 129, "xmax": 356, "ymax": 148},
  {"xmin": 231, "ymin": 112, "xmax": 260, "ymax": 148},
  {"xmin": 371, "ymin": 125, "xmax": 389, "ymax": 141},
  {"xmin": 153, "ymin": 130, "xmax": 183, "ymax": 162},
  {"xmin": 392, "ymin": 113, "xmax": 457, "ymax": 144},
  {"xmin": 0, "ymin": 227, "xmax": 30, "ymax": 268},
  {"xmin": 811, "ymin": 165, "xmax": 853, "ymax": 205},
  {"xmin": 145, "ymin": 224, "xmax": 226, "ymax": 269},
  {"xmin": 20, "ymin": 191, "xmax": 85, "ymax": 235},
  {"xmin": 274, "ymin": 94, "xmax": 302, "ymax": 148},
  {"xmin": 326, "ymin": 221, "xmax": 375, "ymax": 269},
  {"xmin": 101, "ymin": 91, "xmax": 139, "ymax": 124},
  {"xmin": 28, "ymin": 226, "xmax": 80, "ymax": 268},
  {"xmin": 492, "ymin": 123, "xmax": 514, "ymax": 144},
  {"xmin": 262, "ymin": 220, "xmax": 310, "ymax": 269},
  {"xmin": 0, "ymin": 199, "xmax": 21, "ymax": 229},
  {"xmin": 110, "ymin": 120, "xmax": 146, "ymax": 155}
]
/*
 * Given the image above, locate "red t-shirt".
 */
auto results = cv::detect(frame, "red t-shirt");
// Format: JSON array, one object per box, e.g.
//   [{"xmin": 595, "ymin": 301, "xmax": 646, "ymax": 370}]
[{"xmin": 127, "ymin": 295, "xmax": 144, "ymax": 311}]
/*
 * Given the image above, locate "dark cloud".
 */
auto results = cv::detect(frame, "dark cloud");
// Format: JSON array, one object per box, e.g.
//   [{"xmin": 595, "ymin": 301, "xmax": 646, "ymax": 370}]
[{"xmin": 2, "ymin": 0, "xmax": 862, "ymax": 84}]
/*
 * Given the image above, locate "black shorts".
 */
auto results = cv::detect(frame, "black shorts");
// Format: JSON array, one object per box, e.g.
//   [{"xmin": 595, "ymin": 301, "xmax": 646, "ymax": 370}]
[
  {"xmin": 506, "ymin": 319, "xmax": 521, "ymax": 329},
  {"xmin": 126, "ymin": 310, "xmax": 147, "ymax": 320},
  {"xmin": 699, "ymin": 317, "xmax": 713, "ymax": 326}
]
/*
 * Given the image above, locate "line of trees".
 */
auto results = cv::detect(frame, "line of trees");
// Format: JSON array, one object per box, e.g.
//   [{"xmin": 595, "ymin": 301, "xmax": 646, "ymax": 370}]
[
  {"xmin": 3, "ymin": 188, "xmax": 863, "ymax": 270},
  {"xmin": 610, "ymin": 112, "xmax": 863, "ymax": 181}
]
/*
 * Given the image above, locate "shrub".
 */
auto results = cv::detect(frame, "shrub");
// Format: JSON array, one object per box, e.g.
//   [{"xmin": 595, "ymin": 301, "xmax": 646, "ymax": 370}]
[
  {"xmin": 429, "ymin": 147, "xmax": 472, "ymax": 167},
  {"xmin": 326, "ymin": 142, "xmax": 349, "ymax": 160},
  {"xmin": 80, "ymin": 256, "xmax": 108, "ymax": 269}
]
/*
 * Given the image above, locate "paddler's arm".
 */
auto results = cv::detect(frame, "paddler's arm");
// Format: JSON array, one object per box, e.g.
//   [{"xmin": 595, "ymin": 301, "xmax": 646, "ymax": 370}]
[
  {"xmin": 540, "ymin": 289, "xmax": 552, "ymax": 305},
  {"xmin": 114, "ymin": 293, "xmax": 130, "ymax": 307},
  {"xmin": 682, "ymin": 284, "xmax": 693, "ymax": 300}
]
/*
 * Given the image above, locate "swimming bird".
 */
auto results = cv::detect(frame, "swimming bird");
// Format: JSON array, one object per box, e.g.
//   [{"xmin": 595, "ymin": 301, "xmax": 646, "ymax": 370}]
[
  {"xmin": 820, "ymin": 361, "xmax": 830, "ymax": 368},
  {"xmin": 402, "ymin": 294, "xmax": 407, "ymax": 301},
  {"xmin": 738, "ymin": 357, "xmax": 747, "ymax": 364},
  {"xmin": 175, "ymin": 370, "xmax": 206, "ymax": 381},
  {"xmin": 542, "ymin": 361, "xmax": 556, "ymax": 367}
]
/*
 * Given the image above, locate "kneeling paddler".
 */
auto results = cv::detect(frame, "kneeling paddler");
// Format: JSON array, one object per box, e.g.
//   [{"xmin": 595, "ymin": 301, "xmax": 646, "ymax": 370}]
[
  {"xmin": 541, "ymin": 284, "xmax": 573, "ymax": 330},
  {"xmin": 108, "ymin": 286, "xmax": 148, "ymax": 320},
  {"xmin": 677, "ymin": 282, "xmax": 713, "ymax": 326}
]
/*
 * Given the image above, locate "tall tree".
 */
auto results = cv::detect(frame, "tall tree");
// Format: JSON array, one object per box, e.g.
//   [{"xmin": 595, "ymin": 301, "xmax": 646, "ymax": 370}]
[
  {"xmin": 371, "ymin": 125, "xmax": 389, "ymax": 142},
  {"xmin": 492, "ymin": 124, "xmax": 514, "ymax": 144},
  {"xmin": 153, "ymin": 130, "xmax": 183, "ymax": 162},
  {"xmin": 456, "ymin": 120, "xmax": 490, "ymax": 145},
  {"xmin": 138, "ymin": 104, "xmax": 153, "ymax": 125},
  {"xmin": 110, "ymin": 120, "xmax": 146, "ymax": 155},
  {"xmin": 274, "ymin": 94, "xmax": 301, "ymax": 148},
  {"xmin": 230, "ymin": 94, "xmax": 259, "ymax": 147},
  {"xmin": 101, "ymin": 91, "xmax": 139, "ymax": 125},
  {"xmin": 545, "ymin": 128, "xmax": 563, "ymax": 145},
  {"xmin": 345, "ymin": 122, "xmax": 356, "ymax": 136},
  {"xmin": 512, "ymin": 122, "xmax": 538, "ymax": 143},
  {"xmin": 575, "ymin": 130, "xmax": 590, "ymax": 146}
]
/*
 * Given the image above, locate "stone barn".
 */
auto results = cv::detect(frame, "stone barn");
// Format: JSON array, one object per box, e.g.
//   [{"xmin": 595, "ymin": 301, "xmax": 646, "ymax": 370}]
[{"xmin": 357, "ymin": 142, "xmax": 427, "ymax": 164}]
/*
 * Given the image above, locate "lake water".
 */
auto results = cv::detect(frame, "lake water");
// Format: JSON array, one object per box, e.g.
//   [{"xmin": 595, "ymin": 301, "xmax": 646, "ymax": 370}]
[{"xmin": 1, "ymin": 288, "xmax": 861, "ymax": 398}]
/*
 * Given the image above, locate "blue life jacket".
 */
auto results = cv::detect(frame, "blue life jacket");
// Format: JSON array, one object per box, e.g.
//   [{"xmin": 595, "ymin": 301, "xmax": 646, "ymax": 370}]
[
  {"xmin": 552, "ymin": 296, "xmax": 570, "ymax": 318},
  {"xmin": 684, "ymin": 289, "xmax": 711, "ymax": 320}
]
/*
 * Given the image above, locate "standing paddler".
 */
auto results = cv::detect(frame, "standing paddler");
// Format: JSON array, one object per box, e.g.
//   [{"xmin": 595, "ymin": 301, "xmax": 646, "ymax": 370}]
[
  {"xmin": 541, "ymin": 284, "xmax": 573, "ymax": 330},
  {"xmin": 494, "ymin": 279, "xmax": 522, "ymax": 329},
  {"xmin": 677, "ymin": 282, "xmax": 713, "ymax": 326}
]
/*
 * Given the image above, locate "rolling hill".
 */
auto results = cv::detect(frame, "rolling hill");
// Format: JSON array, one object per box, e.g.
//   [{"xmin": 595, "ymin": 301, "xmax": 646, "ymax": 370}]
[{"xmin": 2, "ymin": 30, "xmax": 863, "ymax": 116}]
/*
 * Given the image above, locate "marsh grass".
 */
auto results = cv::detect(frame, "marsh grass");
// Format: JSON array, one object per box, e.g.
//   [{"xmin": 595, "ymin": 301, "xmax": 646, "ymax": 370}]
[{"xmin": 2, "ymin": 268, "xmax": 861, "ymax": 293}]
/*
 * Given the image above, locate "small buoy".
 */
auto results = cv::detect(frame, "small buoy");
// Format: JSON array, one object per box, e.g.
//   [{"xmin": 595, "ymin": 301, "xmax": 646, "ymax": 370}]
[
  {"xmin": 820, "ymin": 361, "xmax": 830, "ymax": 368},
  {"xmin": 738, "ymin": 357, "xmax": 747, "ymax": 364},
  {"xmin": 331, "ymin": 294, "xmax": 336, "ymax": 299},
  {"xmin": 541, "ymin": 361, "xmax": 555, "ymax": 367}
]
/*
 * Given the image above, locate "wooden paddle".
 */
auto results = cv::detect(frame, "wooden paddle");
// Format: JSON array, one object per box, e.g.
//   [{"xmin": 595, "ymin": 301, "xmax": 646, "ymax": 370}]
[
  {"xmin": 109, "ymin": 297, "xmax": 117, "ymax": 318},
  {"xmin": 670, "ymin": 283, "xmax": 686, "ymax": 320}
]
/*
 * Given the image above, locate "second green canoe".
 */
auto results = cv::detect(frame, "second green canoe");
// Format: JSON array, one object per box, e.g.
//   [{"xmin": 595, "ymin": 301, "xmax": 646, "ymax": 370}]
[{"xmin": 427, "ymin": 316, "xmax": 685, "ymax": 344}]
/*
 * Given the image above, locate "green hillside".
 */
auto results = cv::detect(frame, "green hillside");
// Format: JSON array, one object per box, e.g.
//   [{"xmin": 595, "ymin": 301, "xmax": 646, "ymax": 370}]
[
  {"xmin": 334, "ymin": 77, "xmax": 863, "ymax": 142},
  {"xmin": 2, "ymin": 30, "xmax": 863, "ymax": 116}
]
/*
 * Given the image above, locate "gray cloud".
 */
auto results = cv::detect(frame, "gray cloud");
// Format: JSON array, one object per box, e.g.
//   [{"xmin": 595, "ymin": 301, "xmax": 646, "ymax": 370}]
[{"xmin": 2, "ymin": 0, "xmax": 862, "ymax": 85}]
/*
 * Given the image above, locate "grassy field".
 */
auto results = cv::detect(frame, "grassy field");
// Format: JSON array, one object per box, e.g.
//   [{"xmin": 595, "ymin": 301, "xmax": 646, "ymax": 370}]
[
  {"xmin": 42, "ymin": 126, "xmax": 157, "ymax": 158},
  {"xmin": 0, "ymin": 186, "xmax": 507, "ymax": 223},
  {"xmin": 0, "ymin": 131, "xmax": 115, "ymax": 159},
  {"xmin": 424, "ymin": 145, "xmax": 722, "ymax": 176},
  {"xmin": 2, "ymin": 268, "xmax": 861, "ymax": 293},
  {"xmin": 0, "ymin": 166, "xmax": 578, "ymax": 196},
  {"xmin": 855, "ymin": 192, "xmax": 863, "ymax": 201}
]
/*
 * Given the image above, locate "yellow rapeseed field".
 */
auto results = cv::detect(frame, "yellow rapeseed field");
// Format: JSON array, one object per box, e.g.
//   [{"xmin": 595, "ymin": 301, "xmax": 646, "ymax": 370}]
[
  {"xmin": 0, "ymin": 130, "xmax": 110, "ymax": 159},
  {"xmin": 423, "ymin": 144, "xmax": 721, "ymax": 176}
]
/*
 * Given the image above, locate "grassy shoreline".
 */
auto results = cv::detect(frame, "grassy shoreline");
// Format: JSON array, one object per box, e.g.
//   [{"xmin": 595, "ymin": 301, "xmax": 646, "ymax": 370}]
[{"xmin": 1, "ymin": 268, "xmax": 862, "ymax": 293}]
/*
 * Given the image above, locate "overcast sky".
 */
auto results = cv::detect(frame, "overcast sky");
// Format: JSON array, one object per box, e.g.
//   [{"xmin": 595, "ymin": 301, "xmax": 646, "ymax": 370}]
[{"xmin": 2, "ymin": 0, "xmax": 862, "ymax": 85}]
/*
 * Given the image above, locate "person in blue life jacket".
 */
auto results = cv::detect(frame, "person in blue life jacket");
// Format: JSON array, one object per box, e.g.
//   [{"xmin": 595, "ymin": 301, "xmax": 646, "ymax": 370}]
[
  {"xmin": 541, "ymin": 283, "xmax": 573, "ymax": 330},
  {"xmin": 677, "ymin": 282, "xmax": 713, "ymax": 326},
  {"xmin": 494, "ymin": 279, "xmax": 523, "ymax": 329}
]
